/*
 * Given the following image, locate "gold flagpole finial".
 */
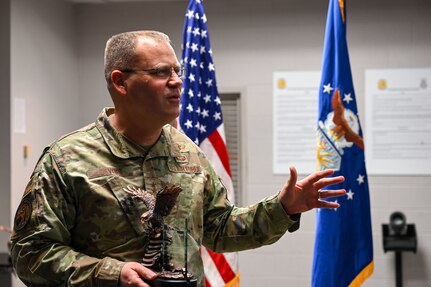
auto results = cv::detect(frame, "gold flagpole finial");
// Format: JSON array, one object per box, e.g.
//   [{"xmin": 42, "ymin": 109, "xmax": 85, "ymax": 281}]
[{"xmin": 338, "ymin": 0, "xmax": 345, "ymax": 23}]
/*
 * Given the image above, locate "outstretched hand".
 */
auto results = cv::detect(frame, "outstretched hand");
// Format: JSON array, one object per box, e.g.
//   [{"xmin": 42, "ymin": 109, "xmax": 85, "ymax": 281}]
[{"xmin": 279, "ymin": 166, "xmax": 346, "ymax": 215}]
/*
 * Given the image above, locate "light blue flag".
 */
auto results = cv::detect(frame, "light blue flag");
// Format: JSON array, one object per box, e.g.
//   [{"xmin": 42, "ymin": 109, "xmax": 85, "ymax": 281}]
[{"xmin": 312, "ymin": 0, "xmax": 373, "ymax": 286}]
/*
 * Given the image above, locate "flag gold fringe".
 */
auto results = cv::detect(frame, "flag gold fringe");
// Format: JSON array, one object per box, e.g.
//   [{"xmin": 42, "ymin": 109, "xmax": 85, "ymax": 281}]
[
  {"xmin": 224, "ymin": 273, "xmax": 240, "ymax": 287},
  {"xmin": 349, "ymin": 261, "xmax": 374, "ymax": 287}
]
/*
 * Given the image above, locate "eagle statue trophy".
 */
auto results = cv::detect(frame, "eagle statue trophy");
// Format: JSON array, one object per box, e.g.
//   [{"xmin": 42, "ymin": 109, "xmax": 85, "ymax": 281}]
[{"xmin": 123, "ymin": 184, "xmax": 182, "ymax": 270}]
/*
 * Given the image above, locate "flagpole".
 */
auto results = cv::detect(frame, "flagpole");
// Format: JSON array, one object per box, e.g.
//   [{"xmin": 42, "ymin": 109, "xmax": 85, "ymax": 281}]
[
  {"xmin": 179, "ymin": 1, "xmax": 240, "ymax": 286},
  {"xmin": 312, "ymin": 0, "xmax": 373, "ymax": 285}
]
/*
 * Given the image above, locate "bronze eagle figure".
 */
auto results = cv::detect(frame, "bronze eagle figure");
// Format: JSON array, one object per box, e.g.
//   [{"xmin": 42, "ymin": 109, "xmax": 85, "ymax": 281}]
[
  {"xmin": 123, "ymin": 184, "xmax": 182, "ymax": 269},
  {"xmin": 123, "ymin": 184, "xmax": 182, "ymax": 236}
]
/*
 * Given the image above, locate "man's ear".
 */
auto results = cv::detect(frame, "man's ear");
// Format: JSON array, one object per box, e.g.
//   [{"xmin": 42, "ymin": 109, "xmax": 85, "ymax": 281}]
[{"xmin": 111, "ymin": 70, "xmax": 127, "ymax": 95}]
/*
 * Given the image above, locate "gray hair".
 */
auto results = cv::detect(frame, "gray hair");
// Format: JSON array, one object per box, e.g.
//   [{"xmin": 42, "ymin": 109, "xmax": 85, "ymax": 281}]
[{"xmin": 104, "ymin": 30, "xmax": 171, "ymax": 85}]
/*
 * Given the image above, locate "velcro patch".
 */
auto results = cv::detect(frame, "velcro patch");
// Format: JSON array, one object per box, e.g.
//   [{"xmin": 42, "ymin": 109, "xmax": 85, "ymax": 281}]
[
  {"xmin": 14, "ymin": 200, "xmax": 32, "ymax": 231},
  {"xmin": 167, "ymin": 162, "xmax": 201, "ymax": 173}
]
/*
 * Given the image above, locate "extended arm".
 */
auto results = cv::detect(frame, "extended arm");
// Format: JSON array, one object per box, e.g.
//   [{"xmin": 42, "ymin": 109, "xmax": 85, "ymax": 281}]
[{"xmin": 202, "ymin": 166, "xmax": 345, "ymax": 253}]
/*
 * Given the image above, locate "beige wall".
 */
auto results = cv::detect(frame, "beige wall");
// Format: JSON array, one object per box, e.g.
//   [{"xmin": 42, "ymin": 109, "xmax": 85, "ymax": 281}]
[
  {"xmin": 10, "ymin": 1, "xmax": 80, "ymax": 284},
  {"xmin": 9, "ymin": 0, "xmax": 431, "ymax": 286},
  {"xmin": 0, "ymin": 0, "xmax": 11, "ymax": 256}
]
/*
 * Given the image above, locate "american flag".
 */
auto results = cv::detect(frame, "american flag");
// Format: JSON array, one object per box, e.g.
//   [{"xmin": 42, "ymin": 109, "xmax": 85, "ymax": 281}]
[
  {"xmin": 179, "ymin": 0, "xmax": 240, "ymax": 286},
  {"xmin": 312, "ymin": 0, "xmax": 373, "ymax": 286}
]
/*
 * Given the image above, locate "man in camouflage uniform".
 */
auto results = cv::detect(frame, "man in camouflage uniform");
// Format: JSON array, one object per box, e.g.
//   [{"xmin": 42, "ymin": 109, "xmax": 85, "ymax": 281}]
[{"xmin": 11, "ymin": 31, "xmax": 346, "ymax": 287}]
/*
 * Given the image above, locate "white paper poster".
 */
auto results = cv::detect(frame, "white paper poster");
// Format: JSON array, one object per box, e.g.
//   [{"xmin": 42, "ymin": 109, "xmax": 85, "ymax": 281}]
[
  {"xmin": 365, "ymin": 68, "xmax": 431, "ymax": 175},
  {"xmin": 273, "ymin": 71, "xmax": 320, "ymax": 174},
  {"xmin": 13, "ymin": 97, "xmax": 26, "ymax": 134}
]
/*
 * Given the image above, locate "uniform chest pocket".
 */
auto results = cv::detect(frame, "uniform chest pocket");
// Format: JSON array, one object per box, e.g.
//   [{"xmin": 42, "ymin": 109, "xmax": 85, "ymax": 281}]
[
  {"xmin": 158, "ymin": 162, "xmax": 205, "ymax": 238},
  {"xmin": 106, "ymin": 177, "xmax": 148, "ymax": 236}
]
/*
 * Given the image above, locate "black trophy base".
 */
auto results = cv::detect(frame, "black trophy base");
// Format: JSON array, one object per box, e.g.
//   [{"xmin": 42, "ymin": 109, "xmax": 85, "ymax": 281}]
[{"xmin": 149, "ymin": 277, "xmax": 197, "ymax": 287}]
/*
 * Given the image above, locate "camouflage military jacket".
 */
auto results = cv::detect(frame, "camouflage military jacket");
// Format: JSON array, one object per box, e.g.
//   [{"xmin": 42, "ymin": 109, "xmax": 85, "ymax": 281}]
[{"xmin": 11, "ymin": 108, "xmax": 300, "ymax": 287}]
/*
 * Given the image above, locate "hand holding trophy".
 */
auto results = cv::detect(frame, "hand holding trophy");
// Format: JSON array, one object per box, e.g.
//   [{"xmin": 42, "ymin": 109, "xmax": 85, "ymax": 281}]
[{"xmin": 124, "ymin": 184, "xmax": 198, "ymax": 287}]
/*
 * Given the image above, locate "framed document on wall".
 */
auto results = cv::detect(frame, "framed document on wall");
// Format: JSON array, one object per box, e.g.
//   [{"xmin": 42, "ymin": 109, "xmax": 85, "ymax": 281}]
[
  {"xmin": 365, "ymin": 68, "xmax": 431, "ymax": 175},
  {"xmin": 273, "ymin": 71, "xmax": 320, "ymax": 174}
]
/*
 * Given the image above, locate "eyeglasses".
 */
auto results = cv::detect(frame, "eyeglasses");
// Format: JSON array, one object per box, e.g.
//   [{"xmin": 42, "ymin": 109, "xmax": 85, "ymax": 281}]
[{"xmin": 120, "ymin": 65, "xmax": 185, "ymax": 79}]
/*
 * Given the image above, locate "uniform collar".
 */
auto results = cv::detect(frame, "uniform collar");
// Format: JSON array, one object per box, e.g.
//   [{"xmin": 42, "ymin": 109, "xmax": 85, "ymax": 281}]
[{"xmin": 95, "ymin": 108, "xmax": 181, "ymax": 159}]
